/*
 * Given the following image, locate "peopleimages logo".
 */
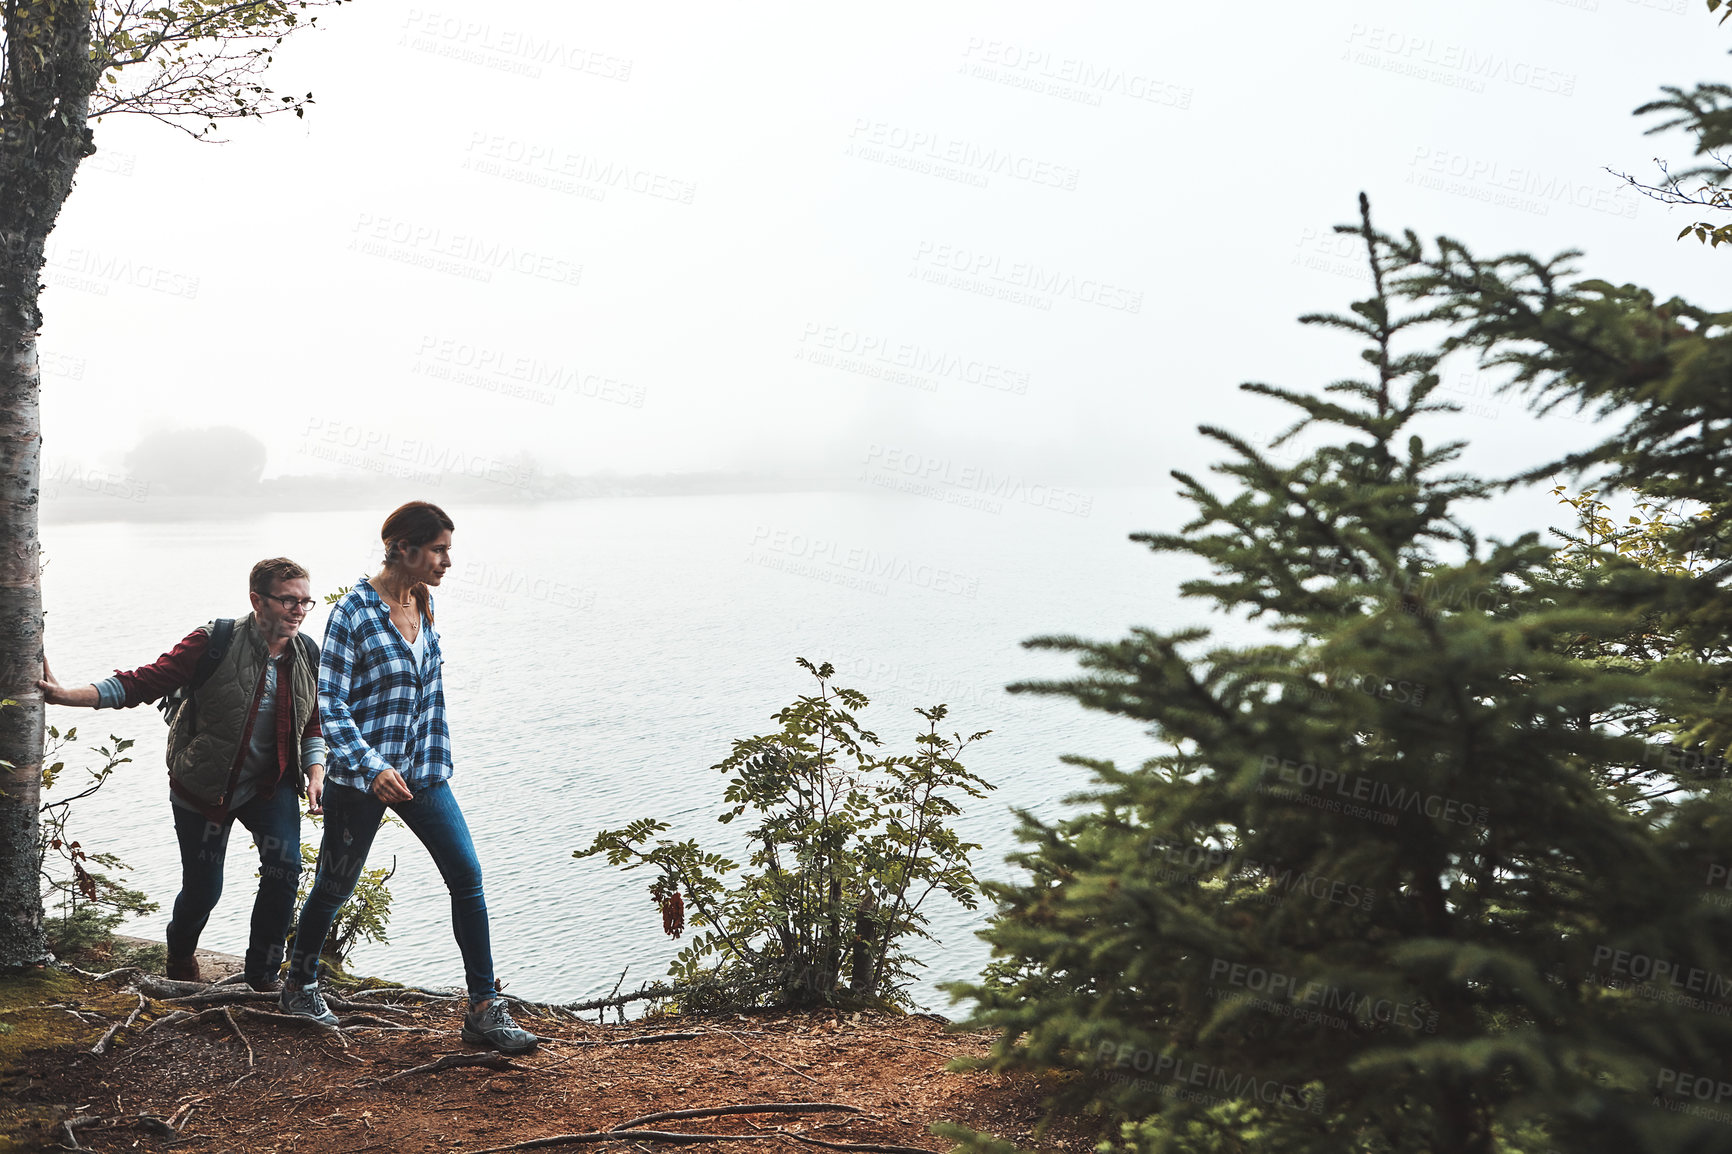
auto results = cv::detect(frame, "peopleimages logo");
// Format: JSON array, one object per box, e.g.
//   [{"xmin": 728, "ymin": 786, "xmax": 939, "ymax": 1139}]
[
  {"xmin": 746, "ymin": 525, "xmax": 980, "ymax": 598},
  {"xmin": 860, "ymin": 444, "xmax": 1092, "ymax": 517},
  {"xmin": 348, "ymin": 213, "xmax": 583, "ymax": 288},
  {"xmin": 845, "ymin": 119, "xmax": 1081, "ymax": 190},
  {"xmin": 796, "ymin": 323, "xmax": 1031, "ymax": 395},
  {"xmin": 41, "ymin": 240, "xmax": 200, "ymax": 299},
  {"xmin": 958, "ymin": 38, "xmax": 1194, "ymax": 110},
  {"xmin": 1407, "ymin": 146, "xmax": 1638, "ymax": 219},
  {"xmin": 910, "ymin": 241, "xmax": 1143, "ymax": 314},
  {"xmin": 1093, "ymin": 1041, "xmax": 1323, "ymax": 1114},
  {"xmin": 1144, "ymin": 838, "xmax": 1376, "ymax": 911},
  {"xmin": 412, "ymin": 336, "xmax": 646, "ymax": 409},
  {"xmin": 40, "ymin": 459, "xmax": 149, "ymax": 503},
  {"xmin": 1259, "ymin": 755, "xmax": 1491, "ymax": 828},
  {"xmin": 1591, "ymin": 945, "xmax": 1732, "ymax": 1002},
  {"xmin": 446, "ymin": 560, "xmax": 595, "ymax": 611},
  {"xmin": 300, "ymin": 418, "xmax": 533, "ymax": 490},
  {"xmin": 463, "ymin": 132, "xmax": 696, "ymax": 205},
  {"xmin": 399, "ymin": 10, "xmax": 632, "ymax": 81},
  {"xmin": 1341, "ymin": 24, "xmax": 1576, "ymax": 96},
  {"xmin": 1207, "ymin": 958, "xmax": 1438, "ymax": 1032}
]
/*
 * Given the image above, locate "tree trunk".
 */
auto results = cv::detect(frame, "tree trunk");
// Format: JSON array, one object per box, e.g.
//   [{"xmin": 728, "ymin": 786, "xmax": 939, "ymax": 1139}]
[
  {"xmin": 0, "ymin": 0, "xmax": 100, "ymax": 968},
  {"xmin": 847, "ymin": 890, "xmax": 877, "ymax": 994},
  {"xmin": 0, "ymin": 327, "xmax": 49, "ymax": 967}
]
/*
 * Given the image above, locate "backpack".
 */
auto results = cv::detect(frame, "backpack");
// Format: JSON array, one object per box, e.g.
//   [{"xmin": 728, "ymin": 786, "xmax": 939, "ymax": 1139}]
[{"xmin": 155, "ymin": 620, "xmax": 319, "ymax": 724}]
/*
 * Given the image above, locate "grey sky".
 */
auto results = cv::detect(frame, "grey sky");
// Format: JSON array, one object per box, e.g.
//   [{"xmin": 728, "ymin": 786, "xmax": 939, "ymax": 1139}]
[{"xmin": 36, "ymin": 0, "xmax": 1730, "ymax": 500}]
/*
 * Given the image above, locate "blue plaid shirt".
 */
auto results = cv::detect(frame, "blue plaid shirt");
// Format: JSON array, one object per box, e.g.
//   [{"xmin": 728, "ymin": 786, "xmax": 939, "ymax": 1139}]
[{"xmin": 320, "ymin": 577, "xmax": 452, "ymax": 791}]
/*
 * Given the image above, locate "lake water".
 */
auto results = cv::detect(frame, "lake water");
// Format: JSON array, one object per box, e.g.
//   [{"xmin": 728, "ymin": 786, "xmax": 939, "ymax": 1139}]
[{"xmin": 40, "ymin": 487, "xmax": 1189, "ymax": 1013}]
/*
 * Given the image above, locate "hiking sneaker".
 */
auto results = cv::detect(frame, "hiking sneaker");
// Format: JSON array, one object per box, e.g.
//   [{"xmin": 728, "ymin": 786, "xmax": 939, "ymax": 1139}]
[
  {"xmin": 279, "ymin": 981, "xmax": 339, "ymax": 1027},
  {"xmin": 461, "ymin": 999, "xmax": 538, "ymax": 1054},
  {"xmin": 166, "ymin": 953, "xmax": 201, "ymax": 983}
]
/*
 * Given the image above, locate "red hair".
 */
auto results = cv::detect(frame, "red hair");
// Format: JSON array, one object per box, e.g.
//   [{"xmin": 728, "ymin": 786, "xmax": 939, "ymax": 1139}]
[{"xmin": 380, "ymin": 501, "xmax": 454, "ymax": 625}]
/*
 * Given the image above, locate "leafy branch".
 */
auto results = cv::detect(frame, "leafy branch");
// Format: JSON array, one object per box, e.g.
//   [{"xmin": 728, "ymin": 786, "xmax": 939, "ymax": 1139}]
[{"xmin": 575, "ymin": 659, "xmax": 993, "ymax": 1012}]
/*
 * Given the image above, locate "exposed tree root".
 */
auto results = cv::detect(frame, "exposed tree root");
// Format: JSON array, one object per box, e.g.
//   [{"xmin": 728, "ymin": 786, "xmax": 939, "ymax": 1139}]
[
  {"xmin": 613, "ymin": 1104, "xmax": 864, "ymax": 1130},
  {"xmin": 785, "ymin": 1135, "xmax": 938, "ymax": 1154},
  {"xmin": 454, "ymin": 1103, "xmax": 917, "ymax": 1154},
  {"xmin": 465, "ymin": 1129, "xmax": 772, "ymax": 1152},
  {"xmin": 62, "ymin": 1110, "xmax": 182, "ymax": 1149},
  {"xmin": 357, "ymin": 1051, "xmax": 518, "ymax": 1085},
  {"xmin": 89, "ymin": 992, "xmax": 147, "ymax": 1055},
  {"xmin": 539, "ymin": 1031, "xmax": 702, "ymax": 1048}
]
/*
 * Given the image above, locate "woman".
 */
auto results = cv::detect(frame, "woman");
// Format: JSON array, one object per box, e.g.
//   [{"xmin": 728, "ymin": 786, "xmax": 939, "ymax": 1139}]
[{"xmin": 279, "ymin": 500, "xmax": 536, "ymax": 1054}]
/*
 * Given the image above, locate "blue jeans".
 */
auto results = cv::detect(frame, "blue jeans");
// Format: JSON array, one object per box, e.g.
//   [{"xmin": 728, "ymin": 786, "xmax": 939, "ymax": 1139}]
[
  {"xmin": 167, "ymin": 786, "xmax": 302, "ymax": 982},
  {"xmin": 286, "ymin": 779, "xmax": 495, "ymax": 1002}
]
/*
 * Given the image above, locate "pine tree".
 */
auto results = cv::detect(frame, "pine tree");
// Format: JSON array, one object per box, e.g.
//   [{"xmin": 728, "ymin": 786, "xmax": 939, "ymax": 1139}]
[
  {"xmin": 940, "ymin": 198, "xmax": 1732, "ymax": 1154},
  {"xmin": 1611, "ymin": 7, "xmax": 1731, "ymax": 246},
  {"xmin": 1393, "ymin": 226, "xmax": 1732, "ymax": 763}
]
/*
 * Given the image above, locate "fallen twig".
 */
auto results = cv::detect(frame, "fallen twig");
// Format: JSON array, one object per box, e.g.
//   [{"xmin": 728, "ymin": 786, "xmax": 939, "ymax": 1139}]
[
  {"xmin": 521, "ymin": 1050, "xmax": 589, "ymax": 1076},
  {"xmin": 852, "ymin": 1032, "xmax": 953, "ymax": 1059},
  {"xmin": 712, "ymin": 1027, "xmax": 820, "ymax": 1084},
  {"xmin": 602, "ymin": 966, "xmax": 631, "ymax": 1025},
  {"xmin": 55, "ymin": 963, "xmax": 141, "ymax": 985},
  {"xmin": 221, "ymin": 1006, "xmax": 255, "ymax": 1066},
  {"xmin": 56, "ymin": 1005, "xmax": 106, "ymax": 1026},
  {"xmin": 612, "ymin": 1104, "xmax": 864, "ymax": 1132},
  {"xmin": 166, "ymin": 1096, "xmax": 209, "ymax": 1130},
  {"xmin": 91, "ymin": 992, "xmax": 149, "ymax": 1055},
  {"xmin": 358, "ymin": 1052, "xmax": 516, "ymax": 1085},
  {"xmin": 561, "ymin": 984, "xmax": 681, "ymax": 1014}
]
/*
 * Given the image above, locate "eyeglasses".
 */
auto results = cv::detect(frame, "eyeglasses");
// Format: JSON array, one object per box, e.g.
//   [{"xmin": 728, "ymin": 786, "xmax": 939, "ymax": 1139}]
[{"xmin": 265, "ymin": 595, "xmax": 317, "ymax": 612}]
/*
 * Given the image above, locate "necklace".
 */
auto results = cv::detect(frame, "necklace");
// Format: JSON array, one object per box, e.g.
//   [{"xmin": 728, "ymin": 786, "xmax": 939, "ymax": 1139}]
[{"xmin": 379, "ymin": 576, "xmax": 414, "ymax": 611}]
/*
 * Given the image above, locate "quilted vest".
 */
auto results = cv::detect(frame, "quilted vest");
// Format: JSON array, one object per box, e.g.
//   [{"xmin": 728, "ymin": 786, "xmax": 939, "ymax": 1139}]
[{"xmin": 165, "ymin": 614, "xmax": 318, "ymax": 808}]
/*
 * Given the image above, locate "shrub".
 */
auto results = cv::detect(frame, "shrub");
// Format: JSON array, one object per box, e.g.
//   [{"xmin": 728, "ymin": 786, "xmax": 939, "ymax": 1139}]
[
  {"xmin": 576, "ymin": 658, "xmax": 992, "ymax": 1011},
  {"xmin": 36, "ymin": 726, "xmax": 158, "ymax": 962}
]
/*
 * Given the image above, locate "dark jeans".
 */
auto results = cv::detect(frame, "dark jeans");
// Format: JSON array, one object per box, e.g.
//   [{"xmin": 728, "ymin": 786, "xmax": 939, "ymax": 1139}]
[
  {"xmin": 286, "ymin": 779, "xmax": 495, "ymax": 1002},
  {"xmin": 167, "ymin": 786, "xmax": 302, "ymax": 982}
]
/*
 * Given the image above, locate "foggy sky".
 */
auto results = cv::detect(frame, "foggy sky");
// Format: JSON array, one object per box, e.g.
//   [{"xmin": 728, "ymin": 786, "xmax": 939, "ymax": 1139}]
[{"xmin": 34, "ymin": 0, "xmax": 1731, "ymax": 503}]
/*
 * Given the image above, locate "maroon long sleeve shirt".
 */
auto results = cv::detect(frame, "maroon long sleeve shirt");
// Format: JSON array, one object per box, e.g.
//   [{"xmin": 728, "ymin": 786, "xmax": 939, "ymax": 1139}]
[{"xmin": 104, "ymin": 628, "xmax": 321, "ymax": 821}]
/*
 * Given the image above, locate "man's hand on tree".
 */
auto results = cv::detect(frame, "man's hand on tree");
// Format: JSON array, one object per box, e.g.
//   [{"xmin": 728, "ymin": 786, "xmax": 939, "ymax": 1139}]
[{"xmin": 38, "ymin": 658, "xmax": 98, "ymax": 708}]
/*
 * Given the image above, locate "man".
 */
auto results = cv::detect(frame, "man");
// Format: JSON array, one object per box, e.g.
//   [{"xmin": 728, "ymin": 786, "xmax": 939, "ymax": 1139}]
[{"xmin": 39, "ymin": 557, "xmax": 325, "ymax": 991}]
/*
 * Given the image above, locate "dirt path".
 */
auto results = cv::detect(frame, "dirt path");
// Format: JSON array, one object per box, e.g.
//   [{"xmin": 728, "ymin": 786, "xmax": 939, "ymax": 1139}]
[{"xmin": 1, "ymin": 968, "xmax": 1091, "ymax": 1154}]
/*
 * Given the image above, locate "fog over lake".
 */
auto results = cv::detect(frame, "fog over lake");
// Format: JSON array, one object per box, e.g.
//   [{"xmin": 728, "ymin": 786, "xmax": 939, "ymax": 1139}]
[{"xmin": 28, "ymin": 0, "xmax": 1728, "ymax": 1008}]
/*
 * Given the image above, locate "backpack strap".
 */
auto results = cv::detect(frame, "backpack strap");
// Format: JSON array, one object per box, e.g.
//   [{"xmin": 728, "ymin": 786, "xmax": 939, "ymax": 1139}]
[
  {"xmin": 295, "ymin": 630, "xmax": 320, "ymax": 669},
  {"xmin": 191, "ymin": 618, "xmax": 235, "ymax": 694},
  {"xmin": 155, "ymin": 617, "xmax": 234, "ymax": 724}
]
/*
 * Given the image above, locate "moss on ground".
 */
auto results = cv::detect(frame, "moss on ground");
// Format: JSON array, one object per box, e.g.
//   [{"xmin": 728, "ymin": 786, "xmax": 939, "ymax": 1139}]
[{"xmin": 0, "ymin": 967, "xmax": 131, "ymax": 1152}]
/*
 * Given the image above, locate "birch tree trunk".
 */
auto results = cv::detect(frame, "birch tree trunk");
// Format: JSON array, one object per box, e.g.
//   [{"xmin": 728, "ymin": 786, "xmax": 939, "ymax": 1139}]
[{"xmin": 0, "ymin": 0, "xmax": 99, "ymax": 968}]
